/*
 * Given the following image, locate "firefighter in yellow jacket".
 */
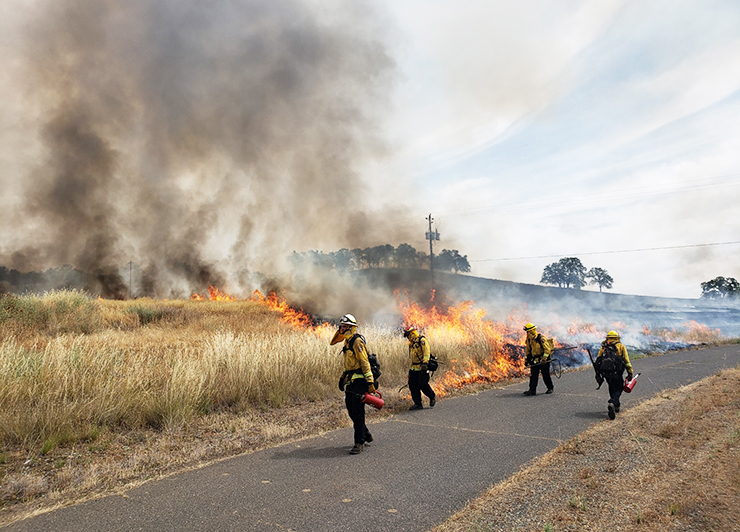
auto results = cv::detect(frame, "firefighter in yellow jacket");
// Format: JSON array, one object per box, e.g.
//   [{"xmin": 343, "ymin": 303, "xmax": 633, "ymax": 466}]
[
  {"xmin": 404, "ymin": 326, "xmax": 436, "ymax": 410},
  {"xmin": 331, "ymin": 313, "xmax": 375, "ymax": 454},
  {"xmin": 523, "ymin": 323, "xmax": 554, "ymax": 396},
  {"xmin": 595, "ymin": 330, "xmax": 633, "ymax": 420}
]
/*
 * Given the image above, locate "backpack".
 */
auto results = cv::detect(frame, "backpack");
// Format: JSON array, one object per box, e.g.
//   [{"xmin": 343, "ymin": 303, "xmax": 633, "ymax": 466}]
[
  {"xmin": 536, "ymin": 334, "xmax": 555, "ymax": 355},
  {"xmin": 596, "ymin": 343, "xmax": 623, "ymax": 377},
  {"xmin": 412, "ymin": 336, "xmax": 439, "ymax": 372},
  {"xmin": 346, "ymin": 334, "xmax": 382, "ymax": 386}
]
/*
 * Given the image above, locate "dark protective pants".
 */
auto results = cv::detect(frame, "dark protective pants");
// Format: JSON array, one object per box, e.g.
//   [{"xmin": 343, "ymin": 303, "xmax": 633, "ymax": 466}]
[
  {"xmin": 606, "ymin": 373, "xmax": 624, "ymax": 408},
  {"xmin": 409, "ymin": 369, "xmax": 436, "ymax": 406},
  {"xmin": 345, "ymin": 379, "xmax": 372, "ymax": 445},
  {"xmin": 528, "ymin": 362, "xmax": 553, "ymax": 393}
]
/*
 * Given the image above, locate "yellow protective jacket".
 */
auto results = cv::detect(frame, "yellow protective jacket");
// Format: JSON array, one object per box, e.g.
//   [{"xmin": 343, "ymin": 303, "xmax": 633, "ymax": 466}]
[
  {"xmin": 596, "ymin": 341, "xmax": 633, "ymax": 375},
  {"xmin": 407, "ymin": 331, "xmax": 430, "ymax": 371},
  {"xmin": 524, "ymin": 332, "xmax": 553, "ymax": 364},
  {"xmin": 341, "ymin": 333, "xmax": 374, "ymax": 384}
]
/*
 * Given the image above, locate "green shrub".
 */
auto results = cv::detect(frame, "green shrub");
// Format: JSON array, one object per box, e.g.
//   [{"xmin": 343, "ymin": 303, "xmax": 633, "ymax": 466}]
[{"xmin": 126, "ymin": 305, "xmax": 164, "ymax": 325}]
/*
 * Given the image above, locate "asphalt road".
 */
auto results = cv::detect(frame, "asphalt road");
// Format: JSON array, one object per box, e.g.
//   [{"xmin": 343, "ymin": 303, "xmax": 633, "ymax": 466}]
[{"xmin": 5, "ymin": 344, "xmax": 739, "ymax": 532}]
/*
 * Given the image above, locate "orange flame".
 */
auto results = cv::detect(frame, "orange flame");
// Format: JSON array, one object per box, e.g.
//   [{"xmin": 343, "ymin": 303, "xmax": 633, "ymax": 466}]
[
  {"xmin": 566, "ymin": 318, "xmax": 600, "ymax": 336},
  {"xmin": 189, "ymin": 286, "xmax": 330, "ymax": 332},
  {"xmin": 644, "ymin": 320, "xmax": 722, "ymax": 343},
  {"xmin": 190, "ymin": 285, "xmax": 240, "ymax": 301},
  {"xmin": 396, "ymin": 290, "xmax": 527, "ymax": 395},
  {"xmin": 251, "ymin": 290, "xmax": 332, "ymax": 333}
]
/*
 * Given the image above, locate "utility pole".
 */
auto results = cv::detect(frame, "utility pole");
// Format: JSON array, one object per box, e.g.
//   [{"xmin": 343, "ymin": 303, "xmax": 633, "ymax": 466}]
[{"xmin": 425, "ymin": 213, "xmax": 440, "ymax": 290}]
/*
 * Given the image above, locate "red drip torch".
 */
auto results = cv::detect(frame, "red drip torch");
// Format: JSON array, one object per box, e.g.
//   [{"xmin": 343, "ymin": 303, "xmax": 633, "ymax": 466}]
[
  {"xmin": 623, "ymin": 373, "xmax": 641, "ymax": 393},
  {"xmin": 361, "ymin": 391, "xmax": 384, "ymax": 410}
]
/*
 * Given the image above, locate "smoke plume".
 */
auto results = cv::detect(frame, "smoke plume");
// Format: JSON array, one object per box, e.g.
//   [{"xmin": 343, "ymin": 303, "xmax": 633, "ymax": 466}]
[{"xmin": 1, "ymin": 0, "xmax": 400, "ymax": 298}]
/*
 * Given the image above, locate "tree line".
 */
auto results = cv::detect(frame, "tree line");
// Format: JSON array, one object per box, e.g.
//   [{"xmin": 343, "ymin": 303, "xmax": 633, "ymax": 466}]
[
  {"xmin": 539, "ymin": 259, "xmax": 740, "ymax": 300},
  {"xmin": 540, "ymin": 257, "xmax": 614, "ymax": 292},
  {"xmin": 289, "ymin": 244, "xmax": 471, "ymax": 273},
  {"xmin": 0, "ymin": 265, "xmax": 93, "ymax": 295}
]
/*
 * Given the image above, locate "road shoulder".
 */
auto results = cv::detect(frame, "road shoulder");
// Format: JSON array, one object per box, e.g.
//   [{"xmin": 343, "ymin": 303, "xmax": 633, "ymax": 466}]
[{"xmin": 432, "ymin": 365, "xmax": 740, "ymax": 532}]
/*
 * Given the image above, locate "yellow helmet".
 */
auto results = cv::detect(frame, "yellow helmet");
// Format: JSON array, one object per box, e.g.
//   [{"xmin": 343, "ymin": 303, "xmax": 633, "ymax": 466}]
[
  {"xmin": 606, "ymin": 330, "xmax": 620, "ymax": 340},
  {"xmin": 523, "ymin": 323, "xmax": 536, "ymax": 331}
]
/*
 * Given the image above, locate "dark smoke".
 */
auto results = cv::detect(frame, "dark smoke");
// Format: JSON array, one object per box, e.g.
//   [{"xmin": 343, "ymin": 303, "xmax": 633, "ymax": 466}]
[{"xmin": 5, "ymin": 0, "xmax": 398, "ymax": 297}]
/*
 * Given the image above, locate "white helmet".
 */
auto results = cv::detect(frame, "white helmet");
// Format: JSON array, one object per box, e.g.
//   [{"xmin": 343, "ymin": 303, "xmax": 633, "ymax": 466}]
[{"xmin": 339, "ymin": 314, "xmax": 357, "ymax": 327}]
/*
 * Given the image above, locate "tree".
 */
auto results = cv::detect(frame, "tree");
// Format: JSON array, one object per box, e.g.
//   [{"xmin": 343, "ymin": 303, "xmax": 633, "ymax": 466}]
[
  {"xmin": 586, "ymin": 267, "xmax": 614, "ymax": 292},
  {"xmin": 331, "ymin": 249, "xmax": 355, "ymax": 271},
  {"xmin": 394, "ymin": 243, "xmax": 419, "ymax": 268},
  {"xmin": 700, "ymin": 276, "xmax": 740, "ymax": 299},
  {"xmin": 437, "ymin": 249, "xmax": 471, "ymax": 274},
  {"xmin": 541, "ymin": 262, "xmax": 565, "ymax": 288},
  {"xmin": 540, "ymin": 257, "xmax": 587, "ymax": 289},
  {"xmin": 363, "ymin": 245, "xmax": 394, "ymax": 268}
]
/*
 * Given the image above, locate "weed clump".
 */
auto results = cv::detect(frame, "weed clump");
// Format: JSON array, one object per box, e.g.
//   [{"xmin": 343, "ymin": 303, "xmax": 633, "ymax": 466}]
[{"xmin": 0, "ymin": 290, "xmax": 99, "ymax": 338}]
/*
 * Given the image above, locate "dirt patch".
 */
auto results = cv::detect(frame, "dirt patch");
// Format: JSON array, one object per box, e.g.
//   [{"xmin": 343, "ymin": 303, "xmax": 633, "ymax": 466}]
[{"xmin": 432, "ymin": 366, "xmax": 740, "ymax": 532}]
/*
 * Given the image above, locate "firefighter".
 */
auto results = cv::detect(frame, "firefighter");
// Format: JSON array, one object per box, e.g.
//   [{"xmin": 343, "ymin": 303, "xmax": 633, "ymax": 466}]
[
  {"xmin": 404, "ymin": 325, "xmax": 436, "ymax": 410},
  {"xmin": 522, "ymin": 323, "xmax": 554, "ymax": 396},
  {"xmin": 595, "ymin": 330, "xmax": 633, "ymax": 420},
  {"xmin": 331, "ymin": 313, "xmax": 375, "ymax": 454}
]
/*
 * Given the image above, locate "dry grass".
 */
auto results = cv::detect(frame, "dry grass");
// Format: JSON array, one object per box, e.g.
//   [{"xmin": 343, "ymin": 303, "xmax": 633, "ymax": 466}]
[
  {"xmin": 647, "ymin": 320, "xmax": 726, "ymax": 344},
  {"xmin": 0, "ymin": 291, "xmax": 522, "ymax": 451},
  {"xmin": 432, "ymin": 366, "xmax": 740, "ymax": 532},
  {"xmin": 6, "ymin": 291, "xmax": 730, "ymax": 529},
  {"xmin": 0, "ymin": 293, "xmax": 412, "ymax": 448},
  {"xmin": 1, "ymin": 290, "xmax": 518, "ymax": 525}
]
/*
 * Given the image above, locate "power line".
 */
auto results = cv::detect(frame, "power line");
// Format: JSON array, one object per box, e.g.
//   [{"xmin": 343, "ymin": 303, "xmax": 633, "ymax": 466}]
[
  {"xmin": 371, "ymin": 171, "xmax": 740, "ymax": 231},
  {"xmin": 434, "ymin": 172, "xmax": 740, "ymax": 219},
  {"xmin": 470, "ymin": 240, "xmax": 740, "ymax": 263}
]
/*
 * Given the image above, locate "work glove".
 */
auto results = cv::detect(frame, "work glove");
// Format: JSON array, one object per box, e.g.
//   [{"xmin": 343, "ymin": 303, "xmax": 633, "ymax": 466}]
[
  {"xmin": 420, "ymin": 363, "xmax": 428, "ymax": 372},
  {"xmin": 626, "ymin": 372, "xmax": 634, "ymax": 382},
  {"xmin": 525, "ymin": 356, "xmax": 533, "ymax": 367},
  {"xmin": 596, "ymin": 374, "xmax": 604, "ymax": 386},
  {"xmin": 367, "ymin": 383, "xmax": 376, "ymax": 394},
  {"xmin": 338, "ymin": 377, "xmax": 345, "ymax": 392}
]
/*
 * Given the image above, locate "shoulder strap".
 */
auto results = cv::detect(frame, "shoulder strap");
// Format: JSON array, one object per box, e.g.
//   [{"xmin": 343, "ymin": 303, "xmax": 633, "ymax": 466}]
[
  {"xmin": 411, "ymin": 335, "xmax": 427, "ymax": 363},
  {"xmin": 346, "ymin": 333, "xmax": 365, "ymax": 352}
]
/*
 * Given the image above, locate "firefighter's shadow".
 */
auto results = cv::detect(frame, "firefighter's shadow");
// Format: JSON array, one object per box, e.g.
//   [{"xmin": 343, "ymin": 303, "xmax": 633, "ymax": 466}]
[
  {"xmin": 271, "ymin": 445, "xmax": 351, "ymax": 460},
  {"xmin": 573, "ymin": 411, "xmax": 606, "ymax": 419}
]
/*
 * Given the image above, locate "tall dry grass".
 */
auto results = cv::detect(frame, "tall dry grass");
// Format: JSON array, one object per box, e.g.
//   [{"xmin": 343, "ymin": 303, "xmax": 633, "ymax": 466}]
[{"xmin": 1, "ymin": 291, "xmax": 444, "ymax": 452}]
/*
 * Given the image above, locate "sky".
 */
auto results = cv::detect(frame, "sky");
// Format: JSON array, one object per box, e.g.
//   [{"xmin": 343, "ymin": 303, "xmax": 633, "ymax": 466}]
[
  {"xmin": 0, "ymin": 0, "xmax": 739, "ymax": 300},
  {"xmin": 374, "ymin": 0, "xmax": 740, "ymax": 299}
]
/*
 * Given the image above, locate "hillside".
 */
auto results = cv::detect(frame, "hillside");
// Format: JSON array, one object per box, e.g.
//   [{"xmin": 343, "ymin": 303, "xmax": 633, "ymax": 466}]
[{"xmin": 356, "ymin": 268, "xmax": 740, "ymax": 337}]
